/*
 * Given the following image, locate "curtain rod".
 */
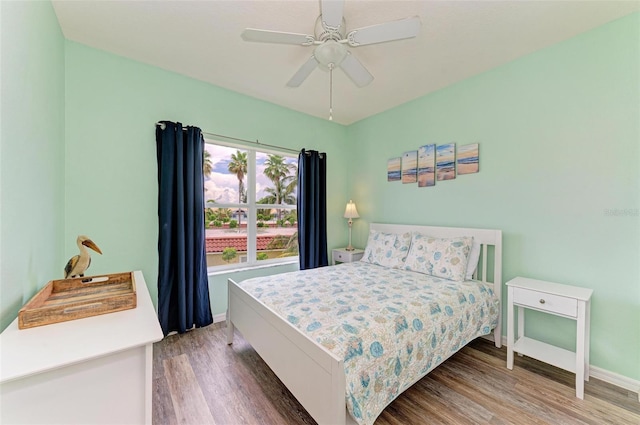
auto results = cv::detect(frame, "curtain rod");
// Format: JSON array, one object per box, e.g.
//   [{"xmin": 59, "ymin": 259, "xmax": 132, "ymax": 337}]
[{"xmin": 155, "ymin": 122, "xmax": 301, "ymax": 155}]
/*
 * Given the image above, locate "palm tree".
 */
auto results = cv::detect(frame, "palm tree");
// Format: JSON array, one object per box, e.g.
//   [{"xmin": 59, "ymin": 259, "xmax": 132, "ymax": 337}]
[
  {"xmin": 285, "ymin": 167, "xmax": 298, "ymax": 199},
  {"xmin": 264, "ymin": 155, "xmax": 296, "ymax": 221},
  {"xmin": 280, "ymin": 231, "xmax": 299, "ymax": 257},
  {"xmin": 203, "ymin": 150, "xmax": 213, "ymax": 177},
  {"xmin": 259, "ymin": 175, "xmax": 297, "ymax": 223},
  {"xmin": 264, "ymin": 155, "xmax": 295, "ymax": 188},
  {"xmin": 228, "ymin": 150, "xmax": 247, "ymax": 229}
]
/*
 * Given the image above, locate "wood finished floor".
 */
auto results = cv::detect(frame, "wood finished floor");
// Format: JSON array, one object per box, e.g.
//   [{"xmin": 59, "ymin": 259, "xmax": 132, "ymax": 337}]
[{"xmin": 153, "ymin": 323, "xmax": 640, "ymax": 425}]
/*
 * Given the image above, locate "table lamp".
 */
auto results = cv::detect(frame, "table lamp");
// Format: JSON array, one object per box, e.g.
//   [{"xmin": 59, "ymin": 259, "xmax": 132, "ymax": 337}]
[{"xmin": 343, "ymin": 200, "xmax": 360, "ymax": 251}]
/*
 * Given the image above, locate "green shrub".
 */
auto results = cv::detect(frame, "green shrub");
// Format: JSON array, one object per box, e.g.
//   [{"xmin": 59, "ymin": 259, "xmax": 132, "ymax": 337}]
[
  {"xmin": 222, "ymin": 247, "xmax": 237, "ymax": 263},
  {"xmin": 257, "ymin": 253, "xmax": 269, "ymax": 261},
  {"xmin": 229, "ymin": 219, "xmax": 238, "ymax": 229}
]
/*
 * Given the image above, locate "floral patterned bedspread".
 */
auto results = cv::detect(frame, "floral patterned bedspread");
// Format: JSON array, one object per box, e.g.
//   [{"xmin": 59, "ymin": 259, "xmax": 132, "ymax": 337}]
[{"xmin": 237, "ymin": 261, "xmax": 499, "ymax": 425}]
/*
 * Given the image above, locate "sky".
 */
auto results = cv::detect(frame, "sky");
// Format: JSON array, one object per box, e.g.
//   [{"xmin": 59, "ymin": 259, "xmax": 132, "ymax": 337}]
[{"xmin": 204, "ymin": 143, "xmax": 297, "ymax": 205}]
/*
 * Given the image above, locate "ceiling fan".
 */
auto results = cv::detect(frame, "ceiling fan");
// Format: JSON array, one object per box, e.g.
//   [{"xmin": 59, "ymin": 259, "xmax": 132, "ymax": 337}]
[{"xmin": 241, "ymin": 0, "xmax": 421, "ymax": 119}]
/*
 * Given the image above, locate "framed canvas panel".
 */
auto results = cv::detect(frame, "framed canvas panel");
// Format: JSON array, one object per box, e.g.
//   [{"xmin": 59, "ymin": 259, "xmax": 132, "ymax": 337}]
[
  {"xmin": 436, "ymin": 143, "xmax": 456, "ymax": 181},
  {"xmin": 401, "ymin": 151, "xmax": 418, "ymax": 184},
  {"xmin": 417, "ymin": 144, "xmax": 436, "ymax": 187},
  {"xmin": 387, "ymin": 157, "xmax": 401, "ymax": 182},
  {"xmin": 457, "ymin": 143, "xmax": 479, "ymax": 175}
]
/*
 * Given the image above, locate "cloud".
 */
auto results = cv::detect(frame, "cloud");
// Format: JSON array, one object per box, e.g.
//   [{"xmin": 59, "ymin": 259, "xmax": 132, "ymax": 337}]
[
  {"xmin": 204, "ymin": 173, "xmax": 239, "ymax": 204},
  {"xmin": 204, "ymin": 143, "xmax": 297, "ymax": 203}
]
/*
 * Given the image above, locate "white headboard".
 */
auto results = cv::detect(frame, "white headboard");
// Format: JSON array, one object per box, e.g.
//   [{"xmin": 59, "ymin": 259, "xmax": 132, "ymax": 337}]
[{"xmin": 370, "ymin": 223, "xmax": 503, "ymax": 346}]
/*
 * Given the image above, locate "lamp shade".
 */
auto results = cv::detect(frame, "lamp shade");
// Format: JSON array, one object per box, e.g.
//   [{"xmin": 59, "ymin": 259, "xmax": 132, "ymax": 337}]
[{"xmin": 344, "ymin": 200, "xmax": 360, "ymax": 219}]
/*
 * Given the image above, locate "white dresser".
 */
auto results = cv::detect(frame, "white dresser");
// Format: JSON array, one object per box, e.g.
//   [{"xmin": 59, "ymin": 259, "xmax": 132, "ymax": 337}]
[{"xmin": 0, "ymin": 270, "xmax": 164, "ymax": 424}]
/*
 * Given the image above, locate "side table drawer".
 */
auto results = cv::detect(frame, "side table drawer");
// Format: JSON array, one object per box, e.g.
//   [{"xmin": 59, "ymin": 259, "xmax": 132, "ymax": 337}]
[
  {"xmin": 334, "ymin": 251, "xmax": 348, "ymax": 262},
  {"xmin": 513, "ymin": 287, "xmax": 578, "ymax": 317},
  {"xmin": 332, "ymin": 249, "xmax": 364, "ymax": 264}
]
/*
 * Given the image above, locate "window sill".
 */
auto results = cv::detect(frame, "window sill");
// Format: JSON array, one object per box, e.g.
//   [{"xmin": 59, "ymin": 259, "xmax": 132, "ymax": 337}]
[{"xmin": 207, "ymin": 258, "xmax": 298, "ymax": 277}]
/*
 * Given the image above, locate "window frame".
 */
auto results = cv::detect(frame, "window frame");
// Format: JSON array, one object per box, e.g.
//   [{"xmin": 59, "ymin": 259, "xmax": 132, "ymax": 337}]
[{"xmin": 203, "ymin": 138, "xmax": 298, "ymax": 272}]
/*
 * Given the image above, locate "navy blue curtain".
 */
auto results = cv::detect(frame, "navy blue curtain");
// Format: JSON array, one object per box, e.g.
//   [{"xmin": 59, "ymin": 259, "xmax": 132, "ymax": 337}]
[
  {"xmin": 297, "ymin": 149, "xmax": 328, "ymax": 270},
  {"xmin": 156, "ymin": 121, "xmax": 213, "ymax": 336}
]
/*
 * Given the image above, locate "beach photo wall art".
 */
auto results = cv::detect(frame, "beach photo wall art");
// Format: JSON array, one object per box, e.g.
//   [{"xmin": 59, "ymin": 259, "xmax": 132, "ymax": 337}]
[
  {"xmin": 401, "ymin": 151, "xmax": 418, "ymax": 184},
  {"xmin": 388, "ymin": 142, "xmax": 479, "ymax": 187},
  {"xmin": 417, "ymin": 144, "xmax": 435, "ymax": 187},
  {"xmin": 436, "ymin": 143, "xmax": 456, "ymax": 181},
  {"xmin": 387, "ymin": 157, "xmax": 401, "ymax": 182},
  {"xmin": 457, "ymin": 143, "xmax": 479, "ymax": 174}
]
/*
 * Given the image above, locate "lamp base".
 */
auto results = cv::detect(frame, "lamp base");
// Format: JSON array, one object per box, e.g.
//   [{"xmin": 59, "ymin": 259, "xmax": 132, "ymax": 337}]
[{"xmin": 346, "ymin": 221, "xmax": 355, "ymax": 251}]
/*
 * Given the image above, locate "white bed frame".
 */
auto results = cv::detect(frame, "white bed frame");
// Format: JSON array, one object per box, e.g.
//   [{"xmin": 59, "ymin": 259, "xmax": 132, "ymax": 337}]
[{"xmin": 227, "ymin": 223, "xmax": 502, "ymax": 425}]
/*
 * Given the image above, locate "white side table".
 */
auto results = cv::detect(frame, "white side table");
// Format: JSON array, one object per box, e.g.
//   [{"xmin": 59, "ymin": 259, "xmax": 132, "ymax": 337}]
[
  {"xmin": 506, "ymin": 276, "xmax": 593, "ymax": 399},
  {"xmin": 332, "ymin": 248, "xmax": 364, "ymax": 265}
]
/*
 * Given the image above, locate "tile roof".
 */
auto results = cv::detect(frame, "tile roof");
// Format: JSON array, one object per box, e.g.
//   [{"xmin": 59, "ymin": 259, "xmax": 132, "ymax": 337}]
[{"xmin": 206, "ymin": 235, "xmax": 282, "ymax": 253}]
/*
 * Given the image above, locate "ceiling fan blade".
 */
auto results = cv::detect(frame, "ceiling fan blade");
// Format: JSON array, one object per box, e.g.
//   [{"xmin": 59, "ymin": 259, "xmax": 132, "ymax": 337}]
[
  {"xmin": 347, "ymin": 16, "xmax": 421, "ymax": 46},
  {"xmin": 242, "ymin": 28, "xmax": 314, "ymax": 46},
  {"xmin": 321, "ymin": 0, "xmax": 345, "ymax": 31},
  {"xmin": 339, "ymin": 52, "xmax": 373, "ymax": 87},
  {"xmin": 287, "ymin": 56, "xmax": 319, "ymax": 87}
]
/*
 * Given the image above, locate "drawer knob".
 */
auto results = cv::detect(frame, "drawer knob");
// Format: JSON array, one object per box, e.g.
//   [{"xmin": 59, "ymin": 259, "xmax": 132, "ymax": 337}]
[{"xmin": 539, "ymin": 299, "xmax": 546, "ymax": 304}]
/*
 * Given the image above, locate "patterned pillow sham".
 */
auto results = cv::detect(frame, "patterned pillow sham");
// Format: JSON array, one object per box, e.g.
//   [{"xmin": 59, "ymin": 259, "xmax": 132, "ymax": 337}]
[
  {"xmin": 361, "ymin": 230, "xmax": 412, "ymax": 268},
  {"xmin": 404, "ymin": 233, "xmax": 473, "ymax": 281},
  {"xmin": 466, "ymin": 238, "xmax": 481, "ymax": 280}
]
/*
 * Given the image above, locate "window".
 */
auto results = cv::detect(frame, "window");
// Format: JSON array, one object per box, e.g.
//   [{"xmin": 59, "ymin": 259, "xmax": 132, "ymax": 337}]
[{"xmin": 203, "ymin": 141, "xmax": 298, "ymax": 270}]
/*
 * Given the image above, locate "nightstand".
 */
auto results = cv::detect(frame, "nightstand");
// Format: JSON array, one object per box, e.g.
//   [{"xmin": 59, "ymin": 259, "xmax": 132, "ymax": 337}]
[
  {"xmin": 332, "ymin": 248, "xmax": 364, "ymax": 265},
  {"xmin": 506, "ymin": 277, "xmax": 593, "ymax": 399}
]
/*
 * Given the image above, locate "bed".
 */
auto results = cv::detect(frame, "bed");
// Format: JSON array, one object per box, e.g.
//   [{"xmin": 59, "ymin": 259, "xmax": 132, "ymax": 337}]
[{"xmin": 227, "ymin": 223, "xmax": 502, "ymax": 425}]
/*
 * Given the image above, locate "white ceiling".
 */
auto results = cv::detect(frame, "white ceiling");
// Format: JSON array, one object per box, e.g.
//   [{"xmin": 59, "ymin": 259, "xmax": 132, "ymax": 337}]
[{"xmin": 52, "ymin": 1, "xmax": 639, "ymax": 125}]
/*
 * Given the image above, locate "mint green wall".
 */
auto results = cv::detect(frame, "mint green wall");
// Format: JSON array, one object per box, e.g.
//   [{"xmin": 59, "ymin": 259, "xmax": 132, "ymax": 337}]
[
  {"xmin": 0, "ymin": 1, "xmax": 65, "ymax": 331},
  {"xmin": 64, "ymin": 41, "xmax": 349, "ymax": 311},
  {"xmin": 347, "ymin": 14, "xmax": 639, "ymax": 380},
  {"xmin": 1, "ymin": 2, "xmax": 637, "ymax": 383}
]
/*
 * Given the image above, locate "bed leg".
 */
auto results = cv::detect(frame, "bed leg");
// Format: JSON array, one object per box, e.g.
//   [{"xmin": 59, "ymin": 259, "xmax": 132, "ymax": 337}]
[
  {"xmin": 494, "ymin": 321, "xmax": 502, "ymax": 348},
  {"xmin": 226, "ymin": 309, "xmax": 234, "ymax": 345}
]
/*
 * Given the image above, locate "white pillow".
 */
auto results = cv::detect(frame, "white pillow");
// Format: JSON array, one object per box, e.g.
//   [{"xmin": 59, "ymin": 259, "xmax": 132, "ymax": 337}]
[
  {"xmin": 466, "ymin": 239, "xmax": 481, "ymax": 280},
  {"xmin": 404, "ymin": 233, "xmax": 473, "ymax": 281},
  {"xmin": 361, "ymin": 230, "xmax": 412, "ymax": 268}
]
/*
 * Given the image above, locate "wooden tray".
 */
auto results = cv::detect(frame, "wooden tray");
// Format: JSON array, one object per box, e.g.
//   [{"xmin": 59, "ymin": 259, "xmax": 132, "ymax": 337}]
[{"xmin": 18, "ymin": 272, "xmax": 137, "ymax": 329}]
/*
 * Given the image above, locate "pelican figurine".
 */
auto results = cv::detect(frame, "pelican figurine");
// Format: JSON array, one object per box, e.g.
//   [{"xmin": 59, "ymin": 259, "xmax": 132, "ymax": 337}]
[{"xmin": 64, "ymin": 235, "xmax": 102, "ymax": 278}]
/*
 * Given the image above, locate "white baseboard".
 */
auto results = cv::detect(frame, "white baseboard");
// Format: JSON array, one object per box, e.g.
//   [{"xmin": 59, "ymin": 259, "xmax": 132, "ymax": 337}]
[
  {"xmin": 213, "ymin": 313, "xmax": 226, "ymax": 324},
  {"xmin": 590, "ymin": 366, "xmax": 640, "ymax": 398},
  {"xmin": 499, "ymin": 336, "xmax": 640, "ymax": 400}
]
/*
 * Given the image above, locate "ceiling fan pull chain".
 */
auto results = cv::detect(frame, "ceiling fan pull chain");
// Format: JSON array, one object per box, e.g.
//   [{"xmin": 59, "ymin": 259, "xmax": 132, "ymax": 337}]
[{"xmin": 329, "ymin": 63, "xmax": 334, "ymax": 121}]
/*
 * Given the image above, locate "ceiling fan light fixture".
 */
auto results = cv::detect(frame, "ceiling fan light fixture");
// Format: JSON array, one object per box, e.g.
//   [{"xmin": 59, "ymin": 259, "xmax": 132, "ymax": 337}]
[
  {"xmin": 241, "ymin": 0, "xmax": 422, "ymax": 121},
  {"xmin": 314, "ymin": 40, "xmax": 347, "ymax": 70}
]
